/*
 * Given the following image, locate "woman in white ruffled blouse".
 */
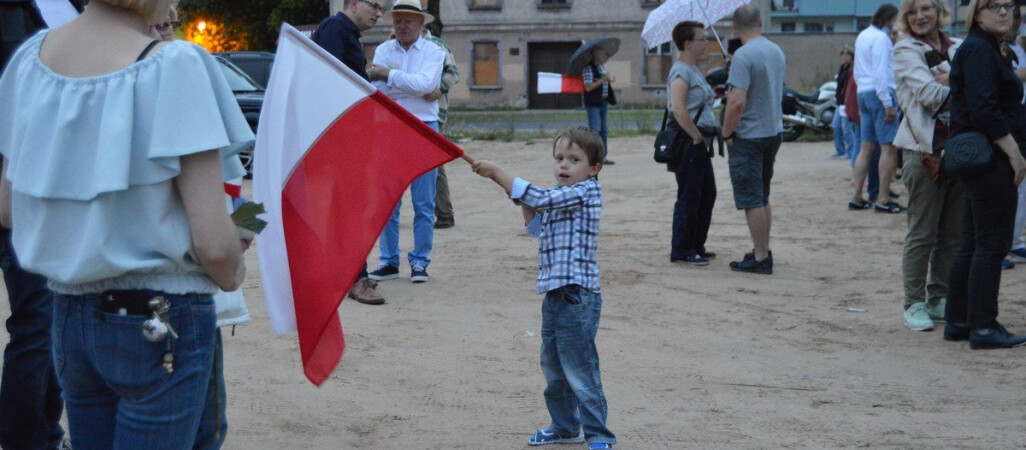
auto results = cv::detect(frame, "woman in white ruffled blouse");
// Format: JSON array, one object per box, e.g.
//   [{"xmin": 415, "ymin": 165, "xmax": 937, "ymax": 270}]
[{"xmin": 0, "ymin": 0, "xmax": 251, "ymax": 447}]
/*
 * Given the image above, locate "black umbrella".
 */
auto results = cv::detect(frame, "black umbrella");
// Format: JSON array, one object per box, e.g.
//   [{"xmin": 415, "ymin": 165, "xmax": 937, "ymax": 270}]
[{"xmin": 567, "ymin": 37, "xmax": 621, "ymax": 75}]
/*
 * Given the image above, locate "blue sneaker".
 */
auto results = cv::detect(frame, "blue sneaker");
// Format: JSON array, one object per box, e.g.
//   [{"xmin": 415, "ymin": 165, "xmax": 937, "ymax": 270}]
[
  {"xmin": 1009, "ymin": 248, "xmax": 1026, "ymax": 263},
  {"xmin": 1002, "ymin": 259, "xmax": 1015, "ymax": 270},
  {"xmin": 368, "ymin": 263, "xmax": 399, "ymax": 281},
  {"xmin": 589, "ymin": 443, "xmax": 613, "ymax": 449},
  {"xmin": 528, "ymin": 428, "xmax": 584, "ymax": 446},
  {"xmin": 410, "ymin": 264, "xmax": 429, "ymax": 283}
]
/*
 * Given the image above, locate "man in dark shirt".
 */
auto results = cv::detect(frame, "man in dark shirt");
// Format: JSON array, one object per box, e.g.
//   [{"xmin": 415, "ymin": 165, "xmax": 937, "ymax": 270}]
[{"xmin": 311, "ymin": 0, "xmax": 387, "ymax": 305}]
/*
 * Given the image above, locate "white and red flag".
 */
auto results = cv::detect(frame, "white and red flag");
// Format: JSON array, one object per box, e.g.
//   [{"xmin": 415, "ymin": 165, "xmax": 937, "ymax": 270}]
[
  {"xmin": 536, "ymin": 72, "xmax": 585, "ymax": 94},
  {"xmin": 253, "ymin": 24, "xmax": 464, "ymax": 386}
]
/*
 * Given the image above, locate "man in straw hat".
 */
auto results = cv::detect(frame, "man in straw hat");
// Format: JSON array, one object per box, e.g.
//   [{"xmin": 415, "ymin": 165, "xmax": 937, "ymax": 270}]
[
  {"xmin": 311, "ymin": 0, "xmax": 388, "ymax": 305},
  {"xmin": 366, "ymin": 0, "xmax": 445, "ymax": 284}
]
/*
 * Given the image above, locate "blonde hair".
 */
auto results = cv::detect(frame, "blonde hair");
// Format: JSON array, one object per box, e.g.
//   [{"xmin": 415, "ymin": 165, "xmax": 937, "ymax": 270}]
[
  {"xmin": 98, "ymin": 0, "xmax": 177, "ymax": 25},
  {"xmin": 965, "ymin": 0, "xmax": 1012, "ymax": 32},
  {"xmin": 896, "ymin": 0, "xmax": 951, "ymax": 34}
]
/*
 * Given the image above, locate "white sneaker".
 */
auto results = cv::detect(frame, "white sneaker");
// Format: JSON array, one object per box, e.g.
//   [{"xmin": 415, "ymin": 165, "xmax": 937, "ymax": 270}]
[{"xmin": 904, "ymin": 302, "xmax": 935, "ymax": 331}]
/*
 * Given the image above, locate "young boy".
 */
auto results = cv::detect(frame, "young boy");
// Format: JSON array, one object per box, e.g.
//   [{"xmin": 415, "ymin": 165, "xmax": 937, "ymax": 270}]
[{"xmin": 471, "ymin": 127, "xmax": 616, "ymax": 449}]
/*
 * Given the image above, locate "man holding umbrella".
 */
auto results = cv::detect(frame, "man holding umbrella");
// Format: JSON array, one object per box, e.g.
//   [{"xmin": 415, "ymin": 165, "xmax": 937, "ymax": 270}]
[{"xmin": 571, "ymin": 37, "xmax": 619, "ymax": 165}]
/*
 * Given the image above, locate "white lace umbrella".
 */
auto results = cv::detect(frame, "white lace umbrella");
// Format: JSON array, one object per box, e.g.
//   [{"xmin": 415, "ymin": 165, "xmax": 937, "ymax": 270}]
[{"xmin": 641, "ymin": 0, "xmax": 751, "ymax": 52}]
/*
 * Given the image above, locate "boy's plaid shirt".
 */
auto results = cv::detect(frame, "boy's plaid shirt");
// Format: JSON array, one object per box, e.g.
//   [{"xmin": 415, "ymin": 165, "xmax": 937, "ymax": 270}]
[{"xmin": 511, "ymin": 177, "xmax": 601, "ymax": 294}]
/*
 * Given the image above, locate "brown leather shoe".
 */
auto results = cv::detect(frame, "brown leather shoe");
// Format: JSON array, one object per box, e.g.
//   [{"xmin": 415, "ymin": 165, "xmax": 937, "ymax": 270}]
[{"xmin": 347, "ymin": 277, "xmax": 384, "ymax": 305}]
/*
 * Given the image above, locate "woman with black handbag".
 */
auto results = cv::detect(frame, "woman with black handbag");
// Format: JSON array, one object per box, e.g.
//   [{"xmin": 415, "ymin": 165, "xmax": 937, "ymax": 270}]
[
  {"xmin": 892, "ymin": 0, "xmax": 963, "ymax": 333},
  {"xmin": 666, "ymin": 20, "xmax": 718, "ymax": 266},
  {"xmin": 946, "ymin": 0, "xmax": 1026, "ymax": 348}
]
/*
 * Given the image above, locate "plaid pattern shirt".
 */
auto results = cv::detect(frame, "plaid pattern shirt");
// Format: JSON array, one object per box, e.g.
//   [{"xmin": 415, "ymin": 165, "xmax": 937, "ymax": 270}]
[
  {"xmin": 581, "ymin": 63, "xmax": 608, "ymax": 100},
  {"xmin": 512, "ymin": 177, "xmax": 602, "ymax": 294}
]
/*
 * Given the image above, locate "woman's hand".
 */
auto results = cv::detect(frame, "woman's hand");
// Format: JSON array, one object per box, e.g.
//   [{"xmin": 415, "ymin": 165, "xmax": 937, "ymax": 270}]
[
  {"xmin": 933, "ymin": 70, "xmax": 949, "ymax": 86},
  {"xmin": 1013, "ymin": 156, "xmax": 1026, "ymax": 186},
  {"xmin": 605, "ymin": 75, "xmax": 616, "ymax": 84},
  {"xmin": 690, "ymin": 133, "xmax": 703, "ymax": 145}
]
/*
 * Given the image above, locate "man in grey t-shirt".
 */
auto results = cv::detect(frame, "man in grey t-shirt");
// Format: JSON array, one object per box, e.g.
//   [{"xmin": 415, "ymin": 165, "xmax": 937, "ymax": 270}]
[{"xmin": 721, "ymin": 4, "xmax": 785, "ymax": 275}]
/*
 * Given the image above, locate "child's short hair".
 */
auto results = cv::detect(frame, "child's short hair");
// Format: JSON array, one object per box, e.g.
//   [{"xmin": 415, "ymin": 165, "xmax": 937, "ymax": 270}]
[{"xmin": 553, "ymin": 127, "xmax": 606, "ymax": 166}]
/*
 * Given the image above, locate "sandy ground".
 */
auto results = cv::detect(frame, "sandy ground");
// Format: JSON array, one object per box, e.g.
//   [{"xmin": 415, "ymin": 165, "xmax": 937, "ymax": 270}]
[{"xmin": 5, "ymin": 137, "xmax": 1026, "ymax": 449}]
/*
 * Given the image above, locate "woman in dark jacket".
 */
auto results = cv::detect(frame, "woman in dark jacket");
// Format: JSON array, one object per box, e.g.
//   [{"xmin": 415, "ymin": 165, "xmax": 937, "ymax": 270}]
[{"xmin": 946, "ymin": 0, "xmax": 1026, "ymax": 348}]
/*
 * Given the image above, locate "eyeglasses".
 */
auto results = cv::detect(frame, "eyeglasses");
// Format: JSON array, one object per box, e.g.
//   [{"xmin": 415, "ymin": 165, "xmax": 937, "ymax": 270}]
[
  {"xmin": 904, "ymin": 4, "xmax": 936, "ymax": 17},
  {"xmin": 357, "ymin": 0, "xmax": 385, "ymax": 13},
  {"xmin": 984, "ymin": 2, "xmax": 1017, "ymax": 14}
]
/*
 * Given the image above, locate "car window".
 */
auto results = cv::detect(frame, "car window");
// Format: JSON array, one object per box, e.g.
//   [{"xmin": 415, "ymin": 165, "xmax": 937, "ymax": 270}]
[{"xmin": 216, "ymin": 57, "xmax": 264, "ymax": 92}]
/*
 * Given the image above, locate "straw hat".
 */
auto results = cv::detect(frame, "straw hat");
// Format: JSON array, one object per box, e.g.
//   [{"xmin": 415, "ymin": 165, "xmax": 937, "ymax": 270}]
[{"xmin": 387, "ymin": 0, "xmax": 434, "ymax": 24}]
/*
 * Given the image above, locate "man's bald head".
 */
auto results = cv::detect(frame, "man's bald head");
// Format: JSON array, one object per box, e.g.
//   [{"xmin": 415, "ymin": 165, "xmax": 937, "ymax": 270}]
[{"xmin": 732, "ymin": 4, "xmax": 761, "ymax": 32}]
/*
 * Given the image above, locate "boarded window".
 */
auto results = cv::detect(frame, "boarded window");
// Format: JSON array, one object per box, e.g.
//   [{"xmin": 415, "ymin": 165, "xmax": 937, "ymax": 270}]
[
  {"xmin": 644, "ymin": 42, "xmax": 673, "ymax": 85},
  {"xmin": 473, "ymin": 42, "xmax": 500, "ymax": 86}
]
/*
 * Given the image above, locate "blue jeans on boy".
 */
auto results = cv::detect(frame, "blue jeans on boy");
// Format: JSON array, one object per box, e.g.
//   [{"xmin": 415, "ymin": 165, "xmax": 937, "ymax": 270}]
[
  {"xmin": 0, "ymin": 228, "xmax": 64, "ymax": 450},
  {"xmin": 540, "ymin": 285, "xmax": 615, "ymax": 446},
  {"xmin": 379, "ymin": 121, "xmax": 439, "ymax": 269},
  {"xmin": 54, "ymin": 291, "xmax": 216, "ymax": 449},
  {"xmin": 586, "ymin": 104, "xmax": 609, "ymax": 157},
  {"xmin": 848, "ymin": 122, "xmax": 880, "ymax": 201}
]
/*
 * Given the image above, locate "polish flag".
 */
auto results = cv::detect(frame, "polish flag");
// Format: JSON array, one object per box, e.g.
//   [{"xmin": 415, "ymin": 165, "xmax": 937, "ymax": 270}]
[
  {"xmin": 253, "ymin": 24, "xmax": 464, "ymax": 386},
  {"xmin": 536, "ymin": 72, "xmax": 585, "ymax": 94}
]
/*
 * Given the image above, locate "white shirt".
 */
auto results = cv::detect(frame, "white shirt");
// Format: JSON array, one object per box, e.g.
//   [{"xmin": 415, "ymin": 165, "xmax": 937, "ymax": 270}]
[
  {"xmin": 34, "ymin": 0, "xmax": 79, "ymax": 28},
  {"xmin": 854, "ymin": 24, "xmax": 896, "ymax": 107},
  {"xmin": 372, "ymin": 37, "xmax": 444, "ymax": 122}
]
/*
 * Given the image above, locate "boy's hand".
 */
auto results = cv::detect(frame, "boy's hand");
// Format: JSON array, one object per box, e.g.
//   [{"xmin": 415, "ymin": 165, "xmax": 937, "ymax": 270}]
[
  {"xmin": 471, "ymin": 160, "xmax": 500, "ymax": 179},
  {"xmin": 471, "ymin": 160, "xmax": 514, "ymax": 195}
]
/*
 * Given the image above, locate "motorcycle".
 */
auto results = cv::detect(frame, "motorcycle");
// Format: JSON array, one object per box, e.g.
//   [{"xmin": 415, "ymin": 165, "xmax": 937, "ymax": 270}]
[{"xmin": 781, "ymin": 81, "xmax": 836, "ymax": 142}]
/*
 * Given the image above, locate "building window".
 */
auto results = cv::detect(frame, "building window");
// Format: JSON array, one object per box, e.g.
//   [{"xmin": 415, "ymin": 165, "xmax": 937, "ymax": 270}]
[
  {"xmin": 472, "ymin": 41, "xmax": 500, "ymax": 87},
  {"xmin": 467, "ymin": 0, "xmax": 501, "ymax": 10},
  {"xmin": 771, "ymin": 0, "xmax": 797, "ymax": 11},
  {"xmin": 644, "ymin": 42, "xmax": 673, "ymax": 86},
  {"xmin": 781, "ymin": 22, "xmax": 796, "ymax": 33},
  {"xmin": 537, "ymin": 0, "xmax": 572, "ymax": 9},
  {"xmin": 804, "ymin": 22, "xmax": 823, "ymax": 33}
]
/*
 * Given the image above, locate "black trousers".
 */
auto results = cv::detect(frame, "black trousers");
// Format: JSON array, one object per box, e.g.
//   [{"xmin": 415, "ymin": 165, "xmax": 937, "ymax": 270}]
[
  {"xmin": 670, "ymin": 141, "xmax": 716, "ymax": 261},
  {"xmin": 947, "ymin": 152, "xmax": 1017, "ymax": 329}
]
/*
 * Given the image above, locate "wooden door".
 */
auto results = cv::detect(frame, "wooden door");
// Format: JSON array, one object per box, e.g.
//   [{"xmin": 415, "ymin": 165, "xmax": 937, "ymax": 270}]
[{"xmin": 528, "ymin": 42, "xmax": 583, "ymax": 110}]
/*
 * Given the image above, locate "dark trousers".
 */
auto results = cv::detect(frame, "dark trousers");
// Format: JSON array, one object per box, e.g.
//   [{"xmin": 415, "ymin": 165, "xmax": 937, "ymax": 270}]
[
  {"xmin": 0, "ymin": 228, "xmax": 64, "ymax": 450},
  {"xmin": 670, "ymin": 142, "xmax": 716, "ymax": 261},
  {"xmin": 947, "ymin": 154, "xmax": 1017, "ymax": 329}
]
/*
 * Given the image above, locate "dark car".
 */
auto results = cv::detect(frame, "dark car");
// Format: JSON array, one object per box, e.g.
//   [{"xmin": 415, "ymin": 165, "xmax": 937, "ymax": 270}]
[
  {"xmin": 216, "ymin": 51, "xmax": 275, "ymax": 88},
  {"xmin": 215, "ymin": 56, "xmax": 263, "ymax": 177}
]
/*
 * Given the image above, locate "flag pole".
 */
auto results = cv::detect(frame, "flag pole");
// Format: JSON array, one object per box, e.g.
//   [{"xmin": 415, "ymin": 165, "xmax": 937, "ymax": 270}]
[{"xmin": 460, "ymin": 153, "xmax": 476, "ymax": 164}]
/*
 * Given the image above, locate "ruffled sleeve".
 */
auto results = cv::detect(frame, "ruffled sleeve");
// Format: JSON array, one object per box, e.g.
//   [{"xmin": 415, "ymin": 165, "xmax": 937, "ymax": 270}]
[{"xmin": 0, "ymin": 35, "xmax": 254, "ymax": 201}]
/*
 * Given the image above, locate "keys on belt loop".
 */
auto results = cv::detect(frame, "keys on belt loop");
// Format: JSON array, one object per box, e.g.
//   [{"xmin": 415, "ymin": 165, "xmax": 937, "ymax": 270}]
[{"xmin": 141, "ymin": 296, "xmax": 178, "ymax": 342}]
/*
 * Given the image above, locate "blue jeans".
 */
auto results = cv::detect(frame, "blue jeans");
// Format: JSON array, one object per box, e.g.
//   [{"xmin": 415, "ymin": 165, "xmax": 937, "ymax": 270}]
[
  {"xmin": 849, "ymin": 122, "xmax": 880, "ymax": 201},
  {"xmin": 831, "ymin": 113, "xmax": 846, "ymax": 156},
  {"xmin": 55, "ymin": 291, "xmax": 217, "ymax": 449},
  {"xmin": 857, "ymin": 90, "xmax": 899, "ymax": 144},
  {"xmin": 842, "ymin": 115, "xmax": 859, "ymax": 163},
  {"xmin": 0, "ymin": 228, "xmax": 64, "ymax": 450},
  {"xmin": 194, "ymin": 329, "xmax": 225, "ymax": 450},
  {"xmin": 379, "ymin": 121, "xmax": 439, "ymax": 268},
  {"xmin": 586, "ymin": 104, "xmax": 609, "ymax": 158},
  {"xmin": 540, "ymin": 285, "xmax": 615, "ymax": 446}
]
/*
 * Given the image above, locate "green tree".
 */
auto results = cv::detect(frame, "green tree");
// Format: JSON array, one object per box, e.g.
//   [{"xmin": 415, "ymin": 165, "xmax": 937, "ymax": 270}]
[{"xmin": 179, "ymin": 0, "xmax": 328, "ymax": 50}]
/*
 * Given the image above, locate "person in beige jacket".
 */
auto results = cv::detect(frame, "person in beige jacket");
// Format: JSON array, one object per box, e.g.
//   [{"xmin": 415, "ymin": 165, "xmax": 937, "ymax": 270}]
[{"xmin": 892, "ymin": 0, "xmax": 963, "ymax": 332}]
